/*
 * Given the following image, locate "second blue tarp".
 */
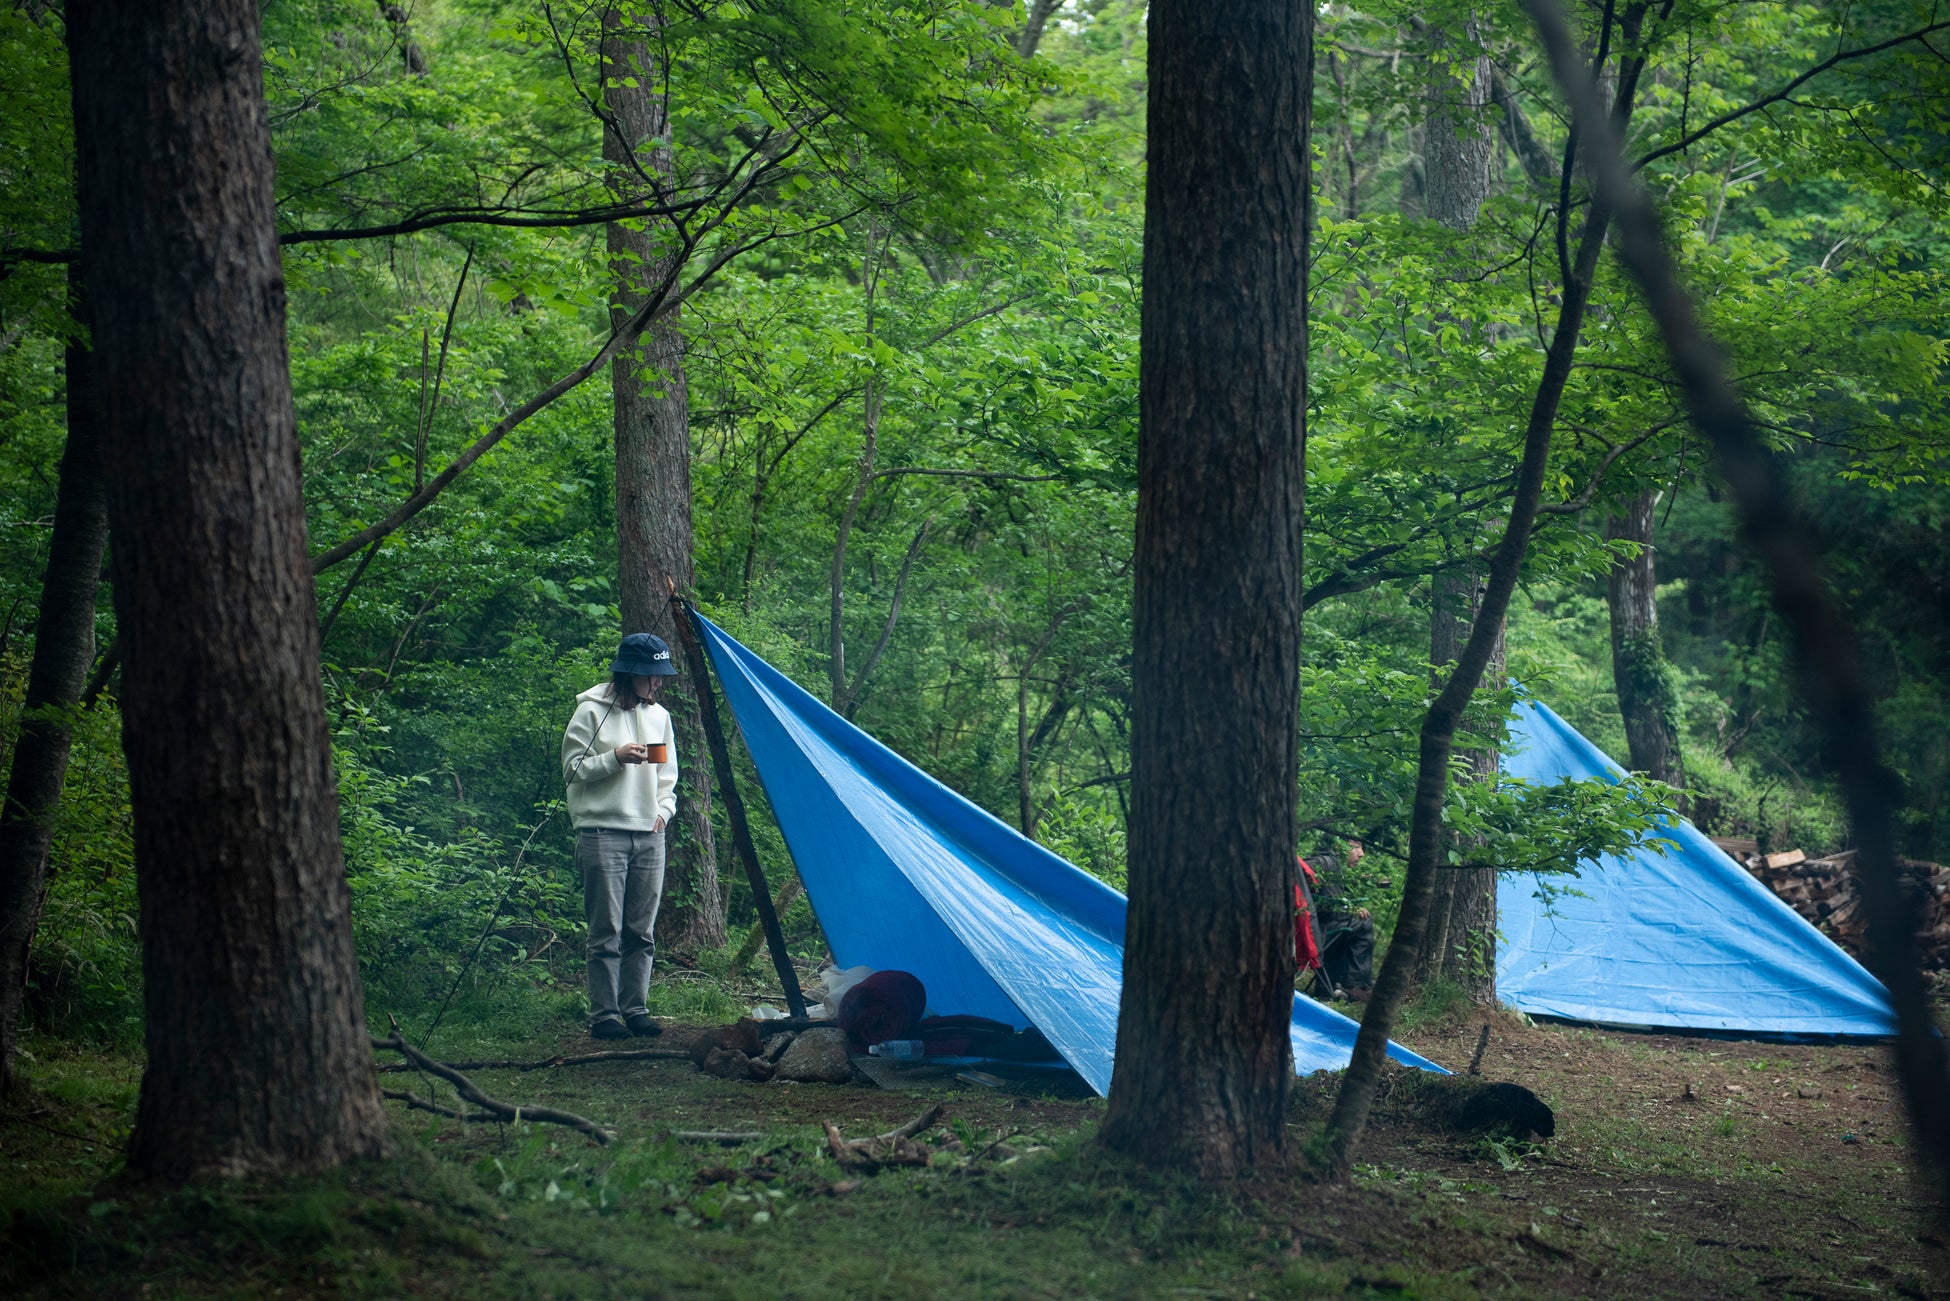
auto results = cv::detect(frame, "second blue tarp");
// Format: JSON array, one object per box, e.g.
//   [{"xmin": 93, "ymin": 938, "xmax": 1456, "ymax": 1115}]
[{"xmin": 1498, "ymin": 699, "xmax": 1894, "ymax": 1037}]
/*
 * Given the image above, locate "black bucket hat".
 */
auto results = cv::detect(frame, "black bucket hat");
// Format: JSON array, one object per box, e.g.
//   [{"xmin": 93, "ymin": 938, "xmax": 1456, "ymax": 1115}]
[{"xmin": 610, "ymin": 632, "xmax": 678, "ymax": 676}]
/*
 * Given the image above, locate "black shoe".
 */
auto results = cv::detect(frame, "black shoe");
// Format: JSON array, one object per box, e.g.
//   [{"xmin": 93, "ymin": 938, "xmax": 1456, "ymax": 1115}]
[
  {"xmin": 626, "ymin": 1013, "xmax": 662, "ymax": 1038},
  {"xmin": 591, "ymin": 1018, "xmax": 630, "ymax": 1041}
]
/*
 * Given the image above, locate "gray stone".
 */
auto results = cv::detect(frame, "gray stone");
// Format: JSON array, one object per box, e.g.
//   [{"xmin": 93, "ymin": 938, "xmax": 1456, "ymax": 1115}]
[
  {"xmin": 772, "ymin": 1027, "xmax": 853, "ymax": 1084},
  {"xmin": 760, "ymin": 1031, "xmax": 797, "ymax": 1064}
]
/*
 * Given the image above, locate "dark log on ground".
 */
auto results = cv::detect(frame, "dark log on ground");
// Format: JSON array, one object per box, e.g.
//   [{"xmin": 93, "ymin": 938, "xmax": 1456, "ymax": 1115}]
[{"xmin": 1446, "ymin": 1080, "xmax": 1556, "ymax": 1139}]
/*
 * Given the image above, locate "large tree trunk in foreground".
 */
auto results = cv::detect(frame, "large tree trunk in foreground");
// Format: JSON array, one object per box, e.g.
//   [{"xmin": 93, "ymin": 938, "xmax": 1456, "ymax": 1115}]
[
  {"xmin": 1521, "ymin": 0, "xmax": 1950, "ymax": 1220},
  {"xmin": 604, "ymin": 24, "xmax": 723, "ymax": 951},
  {"xmin": 1418, "ymin": 568, "xmax": 1502, "ymax": 999},
  {"xmin": 1605, "ymin": 489, "xmax": 1686, "ymax": 791},
  {"xmin": 67, "ymin": 0, "xmax": 388, "ymax": 1180},
  {"xmin": 1098, "ymin": 0, "xmax": 1312, "ymax": 1178},
  {"xmin": 1415, "ymin": 13, "xmax": 1500, "ymax": 998},
  {"xmin": 0, "ymin": 272, "xmax": 110, "ymax": 1098}
]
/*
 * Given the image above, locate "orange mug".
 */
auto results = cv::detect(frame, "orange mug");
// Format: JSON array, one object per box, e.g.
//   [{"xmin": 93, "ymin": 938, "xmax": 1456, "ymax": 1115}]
[{"xmin": 645, "ymin": 742, "xmax": 670, "ymax": 764}]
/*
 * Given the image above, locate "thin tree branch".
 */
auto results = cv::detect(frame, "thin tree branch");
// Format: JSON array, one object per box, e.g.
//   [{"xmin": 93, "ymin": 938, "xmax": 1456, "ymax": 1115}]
[
  {"xmin": 844, "ymin": 517, "xmax": 932, "ymax": 716},
  {"xmin": 1525, "ymin": 0, "xmax": 1950, "ymax": 1224},
  {"xmin": 308, "ymin": 209, "xmax": 857, "ymax": 574},
  {"xmin": 318, "ymin": 537, "xmax": 382, "ymax": 646},
  {"xmin": 1536, "ymin": 422, "xmax": 1672, "ymax": 513},
  {"xmin": 871, "ymin": 468, "xmax": 1063, "ymax": 483},
  {"xmin": 1633, "ymin": 18, "xmax": 1950, "ymax": 173},
  {"xmin": 373, "ymin": 1030, "xmax": 615, "ymax": 1144}
]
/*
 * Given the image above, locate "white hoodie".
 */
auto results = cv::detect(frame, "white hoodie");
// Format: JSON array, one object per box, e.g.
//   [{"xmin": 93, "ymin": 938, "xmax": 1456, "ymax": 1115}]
[{"xmin": 561, "ymin": 683, "xmax": 678, "ymax": 831}]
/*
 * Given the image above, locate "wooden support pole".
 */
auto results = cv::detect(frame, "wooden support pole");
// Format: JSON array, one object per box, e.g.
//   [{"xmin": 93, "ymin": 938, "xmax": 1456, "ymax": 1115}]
[{"xmin": 668, "ymin": 593, "xmax": 808, "ymax": 1019}]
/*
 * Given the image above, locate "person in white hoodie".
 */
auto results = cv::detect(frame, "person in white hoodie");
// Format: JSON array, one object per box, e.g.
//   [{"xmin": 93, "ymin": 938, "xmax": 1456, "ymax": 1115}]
[{"xmin": 561, "ymin": 632, "xmax": 680, "ymax": 1039}]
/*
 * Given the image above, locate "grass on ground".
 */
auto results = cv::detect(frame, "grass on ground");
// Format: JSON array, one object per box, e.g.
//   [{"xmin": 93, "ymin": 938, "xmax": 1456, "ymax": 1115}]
[{"xmin": 2, "ymin": 987, "xmax": 1945, "ymax": 1299}]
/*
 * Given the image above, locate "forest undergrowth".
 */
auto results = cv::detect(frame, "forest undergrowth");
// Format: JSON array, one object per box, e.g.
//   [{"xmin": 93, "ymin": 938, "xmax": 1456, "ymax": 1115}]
[{"xmin": 3, "ymin": 980, "xmax": 1944, "ymax": 1300}]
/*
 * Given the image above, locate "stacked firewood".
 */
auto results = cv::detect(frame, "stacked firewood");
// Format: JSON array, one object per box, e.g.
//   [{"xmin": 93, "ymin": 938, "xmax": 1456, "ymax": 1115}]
[{"xmin": 1714, "ymin": 839, "xmax": 1950, "ymax": 971}]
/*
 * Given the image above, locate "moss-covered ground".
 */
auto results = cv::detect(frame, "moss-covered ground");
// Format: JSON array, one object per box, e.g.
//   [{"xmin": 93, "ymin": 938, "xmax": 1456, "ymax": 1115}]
[{"xmin": 3, "ymin": 998, "xmax": 1944, "ymax": 1299}]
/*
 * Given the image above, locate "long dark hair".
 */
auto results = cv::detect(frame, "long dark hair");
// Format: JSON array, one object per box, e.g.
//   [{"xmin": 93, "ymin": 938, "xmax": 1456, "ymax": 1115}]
[{"xmin": 607, "ymin": 672, "xmax": 658, "ymax": 710}]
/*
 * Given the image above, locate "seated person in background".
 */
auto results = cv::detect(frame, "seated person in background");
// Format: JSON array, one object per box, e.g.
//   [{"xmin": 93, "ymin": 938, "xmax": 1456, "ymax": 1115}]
[{"xmin": 1309, "ymin": 839, "xmax": 1376, "ymax": 1001}]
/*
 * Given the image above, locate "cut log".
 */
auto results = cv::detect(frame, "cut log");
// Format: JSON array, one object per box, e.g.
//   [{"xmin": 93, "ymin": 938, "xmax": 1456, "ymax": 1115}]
[{"xmin": 1763, "ymin": 849, "xmax": 1807, "ymax": 870}]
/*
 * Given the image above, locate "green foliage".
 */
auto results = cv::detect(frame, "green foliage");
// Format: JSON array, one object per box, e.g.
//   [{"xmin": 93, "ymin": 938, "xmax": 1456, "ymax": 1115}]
[{"xmin": 3, "ymin": 0, "xmax": 1949, "ymax": 1066}]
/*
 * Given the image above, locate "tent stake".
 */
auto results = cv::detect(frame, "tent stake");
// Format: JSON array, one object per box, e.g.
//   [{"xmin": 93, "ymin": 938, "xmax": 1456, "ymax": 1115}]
[{"xmin": 669, "ymin": 593, "xmax": 808, "ymax": 1019}]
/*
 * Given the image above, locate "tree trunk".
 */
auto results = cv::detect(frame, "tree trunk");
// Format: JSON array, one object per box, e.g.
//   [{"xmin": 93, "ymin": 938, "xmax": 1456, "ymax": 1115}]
[
  {"xmin": 1605, "ymin": 489, "xmax": 1686, "ymax": 790},
  {"xmin": 66, "ymin": 0, "xmax": 389, "ymax": 1181},
  {"xmin": 1418, "ymin": 568, "xmax": 1502, "ymax": 999},
  {"xmin": 1416, "ymin": 13, "xmax": 1499, "ymax": 998},
  {"xmin": 1325, "ymin": 0, "xmax": 1661, "ymax": 1179},
  {"xmin": 605, "ymin": 23, "xmax": 723, "ymax": 950},
  {"xmin": 1097, "ymin": 0, "xmax": 1312, "ymax": 1178},
  {"xmin": 1015, "ymin": 0, "xmax": 1063, "ymax": 58},
  {"xmin": 0, "ymin": 270, "xmax": 110, "ymax": 1098},
  {"xmin": 1422, "ymin": 17, "xmax": 1493, "ymax": 231}
]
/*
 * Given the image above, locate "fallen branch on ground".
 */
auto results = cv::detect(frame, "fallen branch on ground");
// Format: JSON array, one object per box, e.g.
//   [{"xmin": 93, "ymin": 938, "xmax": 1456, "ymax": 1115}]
[
  {"xmin": 873, "ymin": 1104, "xmax": 944, "ymax": 1143},
  {"xmin": 382, "ymin": 1087, "xmax": 498, "ymax": 1123},
  {"xmin": 374, "ymin": 1047, "xmax": 689, "ymax": 1073},
  {"xmin": 373, "ymin": 1029, "xmax": 614, "ymax": 1144},
  {"xmin": 823, "ymin": 1104, "xmax": 945, "ymax": 1173},
  {"xmin": 672, "ymin": 1130, "xmax": 769, "ymax": 1145}
]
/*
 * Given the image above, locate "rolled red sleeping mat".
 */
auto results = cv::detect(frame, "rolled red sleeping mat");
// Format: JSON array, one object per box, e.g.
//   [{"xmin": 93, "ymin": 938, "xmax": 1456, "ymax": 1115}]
[{"xmin": 838, "ymin": 969, "xmax": 927, "ymax": 1050}]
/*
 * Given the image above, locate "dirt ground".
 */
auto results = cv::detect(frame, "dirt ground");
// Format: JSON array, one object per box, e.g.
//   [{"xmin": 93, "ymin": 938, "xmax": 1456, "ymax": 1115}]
[{"xmin": 3, "ymin": 1004, "xmax": 1946, "ymax": 1299}]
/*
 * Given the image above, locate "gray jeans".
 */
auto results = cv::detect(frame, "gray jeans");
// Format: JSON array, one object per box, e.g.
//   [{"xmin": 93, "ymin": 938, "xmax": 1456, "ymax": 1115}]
[{"xmin": 578, "ymin": 827, "xmax": 666, "ymax": 1023}]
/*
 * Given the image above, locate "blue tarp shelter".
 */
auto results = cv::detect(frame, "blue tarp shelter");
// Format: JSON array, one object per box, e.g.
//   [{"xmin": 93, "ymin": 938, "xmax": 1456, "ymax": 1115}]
[
  {"xmin": 1497, "ymin": 698, "xmax": 1895, "ymax": 1037},
  {"xmin": 693, "ymin": 612, "xmax": 1446, "ymax": 1095}
]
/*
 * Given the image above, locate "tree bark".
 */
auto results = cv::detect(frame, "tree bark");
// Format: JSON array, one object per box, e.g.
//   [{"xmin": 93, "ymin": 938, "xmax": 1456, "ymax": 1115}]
[
  {"xmin": 1416, "ymin": 12, "xmax": 1500, "ymax": 998},
  {"xmin": 1422, "ymin": 17, "xmax": 1494, "ymax": 231},
  {"xmin": 1605, "ymin": 489, "xmax": 1686, "ymax": 790},
  {"xmin": 67, "ymin": 0, "xmax": 389, "ymax": 1181},
  {"xmin": 0, "ymin": 270, "xmax": 110, "ymax": 1098},
  {"xmin": 1015, "ymin": 0, "xmax": 1063, "ymax": 58},
  {"xmin": 604, "ymin": 22, "xmax": 722, "ymax": 950},
  {"xmin": 1097, "ymin": 0, "xmax": 1312, "ymax": 1178}
]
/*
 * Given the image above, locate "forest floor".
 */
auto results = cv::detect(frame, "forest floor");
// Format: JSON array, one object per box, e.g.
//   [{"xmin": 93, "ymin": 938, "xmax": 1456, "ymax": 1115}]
[{"xmin": 2, "ymin": 996, "xmax": 1945, "ymax": 1300}]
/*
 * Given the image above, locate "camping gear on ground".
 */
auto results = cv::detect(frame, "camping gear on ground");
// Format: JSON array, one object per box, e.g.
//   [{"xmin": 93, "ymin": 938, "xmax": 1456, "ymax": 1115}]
[
  {"xmin": 912, "ymin": 1016, "xmax": 1061, "ymax": 1061},
  {"xmin": 1497, "ymin": 699, "xmax": 1896, "ymax": 1037},
  {"xmin": 839, "ymin": 969, "xmax": 928, "ymax": 1049},
  {"xmin": 687, "ymin": 610, "xmax": 1447, "ymax": 1092},
  {"xmin": 814, "ymin": 965, "xmax": 873, "ymax": 1021},
  {"xmin": 868, "ymin": 1040, "xmax": 926, "ymax": 1060}
]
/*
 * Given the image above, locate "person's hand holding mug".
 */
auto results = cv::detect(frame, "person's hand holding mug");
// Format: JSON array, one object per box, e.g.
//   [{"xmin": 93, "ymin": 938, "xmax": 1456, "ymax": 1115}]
[{"xmin": 615, "ymin": 742, "xmax": 650, "ymax": 764}]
